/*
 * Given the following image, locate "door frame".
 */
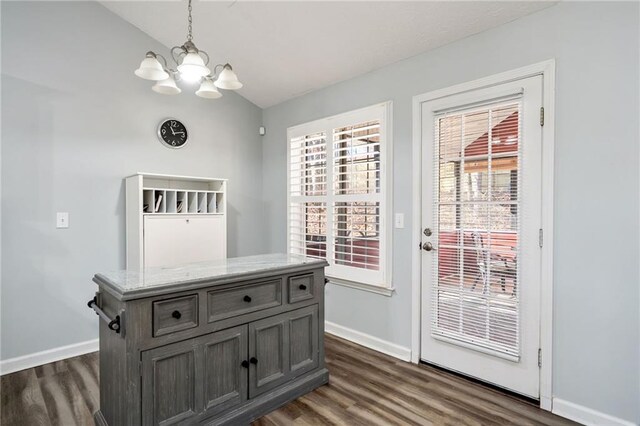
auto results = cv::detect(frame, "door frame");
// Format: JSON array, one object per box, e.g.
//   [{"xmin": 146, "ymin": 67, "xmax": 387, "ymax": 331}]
[{"xmin": 410, "ymin": 60, "xmax": 556, "ymax": 411}]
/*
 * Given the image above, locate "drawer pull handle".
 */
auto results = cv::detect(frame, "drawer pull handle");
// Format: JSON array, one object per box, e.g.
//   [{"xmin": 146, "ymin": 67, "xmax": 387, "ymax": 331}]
[
  {"xmin": 243, "ymin": 295, "xmax": 252, "ymax": 303},
  {"xmin": 250, "ymin": 357, "xmax": 258, "ymax": 365},
  {"xmin": 241, "ymin": 360, "xmax": 249, "ymax": 369},
  {"xmin": 172, "ymin": 310, "xmax": 182, "ymax": 320},
  {"xmin": 299, "ymin": 284, "xmax": 307, "ymax": 290}
]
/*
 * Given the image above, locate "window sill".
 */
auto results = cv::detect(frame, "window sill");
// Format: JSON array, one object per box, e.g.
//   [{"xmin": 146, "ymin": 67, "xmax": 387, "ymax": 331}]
[{"xmin": 326, "ymin": 276, "xmax": 395, "ymax": 297}]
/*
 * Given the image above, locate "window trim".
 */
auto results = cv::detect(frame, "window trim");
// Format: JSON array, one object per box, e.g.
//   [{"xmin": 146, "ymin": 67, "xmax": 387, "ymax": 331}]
[{"xmin": 287, "ymin": 101, "xmax": 394, "ymax": 293}]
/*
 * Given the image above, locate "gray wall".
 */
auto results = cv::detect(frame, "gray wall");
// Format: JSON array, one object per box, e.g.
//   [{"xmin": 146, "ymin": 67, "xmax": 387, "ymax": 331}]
[
  {"xmin": 262, "ymin": 2, "xmax": 639, "ymax": 423},
  {"xmin": 1, "ymin": 2, "xmax": 264, "ymax": 360}
]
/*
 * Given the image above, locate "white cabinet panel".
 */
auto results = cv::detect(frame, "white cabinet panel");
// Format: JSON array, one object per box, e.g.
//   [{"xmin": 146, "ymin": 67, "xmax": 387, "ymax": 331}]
[{"xmin": 144, "ymin": 216, "xmax": 226, "ymax": 268}]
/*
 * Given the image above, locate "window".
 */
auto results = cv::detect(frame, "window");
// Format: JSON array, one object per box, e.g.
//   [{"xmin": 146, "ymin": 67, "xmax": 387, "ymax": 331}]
[{"xmin": 288, "ymin": 103, "xmax": 392, "ymax": 290}]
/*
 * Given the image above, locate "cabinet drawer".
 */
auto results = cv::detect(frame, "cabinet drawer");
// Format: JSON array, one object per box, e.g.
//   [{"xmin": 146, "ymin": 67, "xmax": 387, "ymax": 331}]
[
  {"xmin": 208, "ymin": 279, "xmax": 282, "ymax": 322},
  {"xmin": 288, "ymin": 274, "xmax": 315, "ymax": 303},
  {"xmin": 153, "ymin": 294, "xmax": 199, "ymax": 337}
]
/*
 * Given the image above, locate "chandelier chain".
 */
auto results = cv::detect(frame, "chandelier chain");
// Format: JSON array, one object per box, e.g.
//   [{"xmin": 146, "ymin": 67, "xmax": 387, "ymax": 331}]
[{"xmin": 187, "ymin": 0, "xmax": 193, "ymax": 42}]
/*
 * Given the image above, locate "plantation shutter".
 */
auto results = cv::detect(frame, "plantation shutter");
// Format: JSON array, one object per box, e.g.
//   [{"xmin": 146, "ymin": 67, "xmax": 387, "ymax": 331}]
[
  {"xmin": 432, "ymin": 99, "xmax": 522, "ymax": 357},
  {"xmin": 332, "ymin": 120, "xmax": 383, "ymax": 278},
  {"xmin": 289, "ymin": 132, "xmax": 328, "ymax": 260},
  {"xmin": 288, "ymin": 104, "xmax": 390, "ymax": 288}
]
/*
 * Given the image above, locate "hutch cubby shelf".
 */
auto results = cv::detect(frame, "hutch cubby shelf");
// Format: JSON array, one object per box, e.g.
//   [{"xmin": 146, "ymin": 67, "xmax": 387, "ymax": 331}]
[{"xmin": 126, "ymin": 173, "xmax": 228, "ymax": 270}]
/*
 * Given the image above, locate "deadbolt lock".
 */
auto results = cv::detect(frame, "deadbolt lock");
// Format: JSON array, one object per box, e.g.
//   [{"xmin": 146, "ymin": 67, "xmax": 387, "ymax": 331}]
[{"xmin": 423, "ymin": 228, "xmax": 432, "ymax": 237}]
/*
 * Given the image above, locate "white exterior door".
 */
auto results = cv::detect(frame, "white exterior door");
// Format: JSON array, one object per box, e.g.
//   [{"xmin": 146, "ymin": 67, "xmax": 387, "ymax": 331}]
[
  {"xmin": 420, "ymin": 76, "xmax": 543, "ymax": 398},
  {"xmin": 144, "ymin": 215, "xmax": 226, "ymax": 268}
]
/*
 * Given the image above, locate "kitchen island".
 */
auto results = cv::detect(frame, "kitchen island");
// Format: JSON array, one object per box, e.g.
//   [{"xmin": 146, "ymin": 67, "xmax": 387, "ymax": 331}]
[{"xmin": 89, "ymin": 253, "xmax": 329, "ymax": 426}]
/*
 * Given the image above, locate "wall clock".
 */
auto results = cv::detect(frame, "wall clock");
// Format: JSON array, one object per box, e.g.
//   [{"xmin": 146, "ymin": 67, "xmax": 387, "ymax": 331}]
[{"xmin": 157, "ymin": 118, "xmax": 188, "ymax": 149}]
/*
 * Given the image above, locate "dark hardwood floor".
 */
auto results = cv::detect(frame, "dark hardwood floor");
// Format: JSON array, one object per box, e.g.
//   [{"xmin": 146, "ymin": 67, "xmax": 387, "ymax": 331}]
[{"xmin": 1, "ymin": 334, "xmax": 575, "ymax": 425}]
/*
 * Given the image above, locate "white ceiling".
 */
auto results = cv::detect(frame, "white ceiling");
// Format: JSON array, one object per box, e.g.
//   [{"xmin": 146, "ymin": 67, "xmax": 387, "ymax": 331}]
[{"xmin": 102, "ymin": 1, "xmax": 556, "ymax": 108}]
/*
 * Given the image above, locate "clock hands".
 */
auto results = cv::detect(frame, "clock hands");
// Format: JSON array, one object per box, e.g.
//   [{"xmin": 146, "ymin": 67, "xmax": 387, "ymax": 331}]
[{"xmin": 159, "ymin": 120, "xmax": 187, "ymax": 147}]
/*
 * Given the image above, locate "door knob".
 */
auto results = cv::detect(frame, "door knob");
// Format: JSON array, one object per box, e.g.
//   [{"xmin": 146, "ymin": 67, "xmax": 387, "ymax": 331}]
[
  {"xmin": 422, "ymin": 242, "xmax": 434, "ymax": 251},
  {"xmin": 241, "ymin": 360, "xmax": 249, "ymax": 369},
  {"xmin": 250, "ymin": 357, "xmax": 258, "ymax": 365}
]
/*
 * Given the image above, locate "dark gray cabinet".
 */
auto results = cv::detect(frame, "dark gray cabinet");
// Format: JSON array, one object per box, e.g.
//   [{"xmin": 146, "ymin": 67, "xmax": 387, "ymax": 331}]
[
  {"xmin": 93, "ymin": 259, "xmax": 328, "ymax": 426},
  {"xmin": 249, "ymin": 305, "xmax": 318, "ymax": 398},
  {"xmin": 142, "ymin": 326, "xmax": 249, "ymax": 425},
  {"xmin": 143, "ymin": 307, "xmax": 319, "ymax": 423},
  {"xmin": 288, "ymin": 306, "xmax": 319, "ymax": 376},
  {"xmin": 141, "ymin": 338, "xmax": 200, "ymax": 426},
  {"xmin": 202, "ymin": 325, "xmax": 248, "ymax": 417}
]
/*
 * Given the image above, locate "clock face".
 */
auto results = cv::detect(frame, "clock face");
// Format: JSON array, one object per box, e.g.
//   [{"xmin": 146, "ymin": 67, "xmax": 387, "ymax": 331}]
[{"xmin": 158, "ymin": 119, "xmax": 188, "ymax": 148}]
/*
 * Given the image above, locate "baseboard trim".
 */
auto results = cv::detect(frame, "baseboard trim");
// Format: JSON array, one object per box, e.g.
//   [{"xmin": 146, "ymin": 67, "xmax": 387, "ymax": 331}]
[
  {"xmin": 552, "ymin": 398, "xmax": 636, "ymax": 426},
  {"xmin": 325, "ymin": 321, "xmax": 411, "ymax": 362},
  {"xmin": 0, "ymin": 339, "xmax": 99, "ymax": 376}
]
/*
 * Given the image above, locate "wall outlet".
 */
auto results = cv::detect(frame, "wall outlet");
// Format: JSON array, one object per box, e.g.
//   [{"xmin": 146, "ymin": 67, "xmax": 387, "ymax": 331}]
[
  {"xmin": 56, "ymin": 212, "xmax": 69, "ymax": 229},
  {"xmin": 394, "ymin": 213, "xmax": 404, "ymax": 229}
]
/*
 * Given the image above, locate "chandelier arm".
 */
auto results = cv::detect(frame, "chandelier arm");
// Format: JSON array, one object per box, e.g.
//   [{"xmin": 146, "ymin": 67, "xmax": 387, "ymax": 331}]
[
  {"xmin": 199, "ymin": 50, "xmax": 210, "ymax": 67},
  {"xmin": 170, "ymin": 46, "xmax": 186, "ymax": 65},
  {"xmin": 154, "ymin": 53, "xmax": 169, "ymax": 70},
  {"xmin": 212, "ymin": 64, "xmax": 226, "ymax": 77}
]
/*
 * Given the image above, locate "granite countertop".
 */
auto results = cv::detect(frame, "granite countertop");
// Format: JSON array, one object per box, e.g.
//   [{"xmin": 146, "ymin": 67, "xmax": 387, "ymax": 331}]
[{"xmin": 93, "ymin": 253, "xmax": 328, "ymax": 301}]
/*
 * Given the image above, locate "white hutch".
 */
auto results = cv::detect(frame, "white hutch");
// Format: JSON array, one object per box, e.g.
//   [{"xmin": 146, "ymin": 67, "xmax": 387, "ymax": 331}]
[{"xmin": 125, "ymin": 173, "xmax": 227, "ymax": 270}]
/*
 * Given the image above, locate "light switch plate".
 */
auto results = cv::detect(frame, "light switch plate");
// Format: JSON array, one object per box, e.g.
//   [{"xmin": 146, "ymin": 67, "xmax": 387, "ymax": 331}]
[
  {"xmin": 394, "ymin": 213, "xmax": 404, "ymax": 229},
  {"xmin": 56, "ymin": 212, "xmax": 69, "ymax": 228}
]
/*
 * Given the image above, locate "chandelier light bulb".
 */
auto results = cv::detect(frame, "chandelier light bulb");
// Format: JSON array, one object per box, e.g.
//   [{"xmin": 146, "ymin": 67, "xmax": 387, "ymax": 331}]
[{"xmin": 177, "ymin": 53, "xmax": 210, "ymax": 83}]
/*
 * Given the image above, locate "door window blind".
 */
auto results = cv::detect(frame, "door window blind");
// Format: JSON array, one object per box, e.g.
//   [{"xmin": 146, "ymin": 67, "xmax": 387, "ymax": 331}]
[
  {"xmin": 288, "ymin": 104, "xmax": 390, "ymax": 287},
  {"xmin": 433, "ymin": 101, "xmax": 522, "ymax": 357}
]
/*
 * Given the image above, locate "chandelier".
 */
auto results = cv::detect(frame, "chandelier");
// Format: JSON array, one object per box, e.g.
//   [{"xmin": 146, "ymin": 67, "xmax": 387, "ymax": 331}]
[{"xmin": 134, "ymin": 0, "xmax": 242, "ymax": 99}]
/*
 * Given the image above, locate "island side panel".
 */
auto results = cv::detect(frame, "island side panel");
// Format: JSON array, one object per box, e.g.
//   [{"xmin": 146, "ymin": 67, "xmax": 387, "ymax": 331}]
[
  {"xmin": 314, "ymin": 268, "xmax": 327, "ymax": 372},
  {"xmin": 96, "ymin": 291, "xmax": 128, "ymax": 426}
]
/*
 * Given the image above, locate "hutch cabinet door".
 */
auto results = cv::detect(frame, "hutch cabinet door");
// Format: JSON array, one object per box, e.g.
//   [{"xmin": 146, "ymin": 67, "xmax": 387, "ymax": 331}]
[
  {"xmin": 143, "ymin": 215, "xmax": 225, "ymax": 268},
  {"xmin": 141, "ymin": 338, "xmax": 202, "ymax": 426},
  {"xmin": 248, "ymin": 313, "xmax": 290, "ymax": 397},
  {"xmin": 201, "ymin": 325, "xmax": 249, "ymax": 418}
]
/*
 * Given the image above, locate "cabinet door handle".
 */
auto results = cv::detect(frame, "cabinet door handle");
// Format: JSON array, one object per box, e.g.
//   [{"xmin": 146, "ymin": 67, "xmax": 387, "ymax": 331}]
[
  {"xmin": 172, "ymin": 310, "xmax": 182, "ymax": 320},
  {"xmin": 299, "ymin": 284, "xmax": 307, "ymax": 290},
  {"xmin": 243, "ymin": 295, "xmax": 252, "ymax": 303},
  {"xmin": 250, "ymin": 357, "xmax": 258, "ymax": 365},
  {"xmin": 241, "ymin": 360, "xmax": 249, "ymax": 369}
]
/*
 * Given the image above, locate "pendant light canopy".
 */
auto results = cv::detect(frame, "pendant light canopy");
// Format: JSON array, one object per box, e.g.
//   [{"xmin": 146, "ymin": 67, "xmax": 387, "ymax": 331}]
[{"xmin": 134, "ymin": 0, "xmax": 242, "ymax": 99}]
